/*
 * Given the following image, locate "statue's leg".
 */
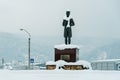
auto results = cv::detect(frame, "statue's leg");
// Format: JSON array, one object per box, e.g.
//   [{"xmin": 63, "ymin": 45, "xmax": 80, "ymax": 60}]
[
  {"xmin": 64, "ymin": 27, "xmax": 68, "ymax": 45},
  {"xmin": 68, "ymin": 37, "xmax": 71, "ymax": 44},
  {"xmin": 65, "ymin": 37, "xmax": 67, "ymax": 45},
  {"xmin": 67, "ymin": 27, "xmax": 71, "ymax": 44}
]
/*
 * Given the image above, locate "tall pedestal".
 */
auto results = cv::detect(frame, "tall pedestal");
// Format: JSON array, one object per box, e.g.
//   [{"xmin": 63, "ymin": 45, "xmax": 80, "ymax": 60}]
[{"xmin": 54, "ymin": 44, "xmax": 79, "ymax": 62}]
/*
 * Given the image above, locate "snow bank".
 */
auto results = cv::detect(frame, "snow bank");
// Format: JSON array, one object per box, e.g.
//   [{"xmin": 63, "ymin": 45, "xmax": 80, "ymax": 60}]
[
  {"xmin": 0, "ymin": 70, "xmax": 120, "ymax": 80},
  {"xmin": 54, "ymin": 44, "xmax": 80, "ymax": 50}
]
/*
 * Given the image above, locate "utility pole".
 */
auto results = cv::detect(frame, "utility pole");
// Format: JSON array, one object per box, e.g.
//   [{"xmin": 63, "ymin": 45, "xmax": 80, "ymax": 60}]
[{"xmin": 20, "ymin": 28, "xmax": 31, "ymax": 69}]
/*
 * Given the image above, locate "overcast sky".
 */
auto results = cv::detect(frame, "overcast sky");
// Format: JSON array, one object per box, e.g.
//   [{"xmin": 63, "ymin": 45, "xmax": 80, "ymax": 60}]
[{"xmin": 0, "ymin": 0, "xmax": 120, "ymax": 38}]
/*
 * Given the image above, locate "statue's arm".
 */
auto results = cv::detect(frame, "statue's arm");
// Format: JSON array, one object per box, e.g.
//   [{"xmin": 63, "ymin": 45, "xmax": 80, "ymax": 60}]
[
  {"xmin": 70, "ymin": 18, "xmax": 75, "ymax": 26},
  {"xmin": 62, "ymin": 19, "xmax": 68, "ymax": 27}
]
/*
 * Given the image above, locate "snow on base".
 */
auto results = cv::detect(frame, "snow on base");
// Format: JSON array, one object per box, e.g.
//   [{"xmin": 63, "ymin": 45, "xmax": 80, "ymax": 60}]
[
  {"xmin": 67, "ymin": 60, "xmax": 92, "ymax": 70},
  {"xmin": 46, "ymin": 60, "xmax": 92, "ymax": 70},
  {"xmin": 54, "ymin": 44, "xmax": 80, "ymax": 50}
]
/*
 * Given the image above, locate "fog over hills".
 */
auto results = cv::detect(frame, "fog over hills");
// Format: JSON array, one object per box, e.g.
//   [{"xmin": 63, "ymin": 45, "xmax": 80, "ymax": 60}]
[{"xmin": 0, "ymin": 32, "xmax": 120, "ymax": 63}]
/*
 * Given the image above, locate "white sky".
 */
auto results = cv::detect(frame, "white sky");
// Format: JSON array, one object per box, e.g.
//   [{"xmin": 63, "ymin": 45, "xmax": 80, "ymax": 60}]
[{"xmin": 0, "ymin": 0, "xmax": 120, "ymax": 38}]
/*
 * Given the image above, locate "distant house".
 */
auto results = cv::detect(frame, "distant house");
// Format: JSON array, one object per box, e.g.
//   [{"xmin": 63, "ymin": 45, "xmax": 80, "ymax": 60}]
[
  {"xmin": 91, "ymin": 59, "xmax": 120, "ymax": 71},
  {"xmin": 0, "ymin": 58, "xmax": 4, "ymax": 69}
]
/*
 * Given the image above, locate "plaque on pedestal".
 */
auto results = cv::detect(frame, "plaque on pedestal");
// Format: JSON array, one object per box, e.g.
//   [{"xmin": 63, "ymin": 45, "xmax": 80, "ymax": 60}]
[{"xmin": 54, "ymin": 44, "xmax": 79, "ymax": 62}]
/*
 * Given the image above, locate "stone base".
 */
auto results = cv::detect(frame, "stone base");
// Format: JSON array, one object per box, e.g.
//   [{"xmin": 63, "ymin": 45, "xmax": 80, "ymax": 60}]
[{"xmin": 54, "ymin": 44, "xmax": 79, "ymax": 62}]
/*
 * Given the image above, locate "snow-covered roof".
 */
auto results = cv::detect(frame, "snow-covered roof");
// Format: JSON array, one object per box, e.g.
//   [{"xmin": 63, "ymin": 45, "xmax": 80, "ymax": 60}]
[
  {"xmin": 54, "ymin": 44, "xmax": 80, "ymax": 50},
  {"xmin": 92, "ymin": 59, "xmax": 120, "ymax": 64},
  {"xmin": 56, "ymin": 60, "xmax": 67, "ymax": 65},
  {"xmin": 46, "ymin": 61, "xmax": 56, "ymax": 65},
  {"xmin": 46, "ymin": 60, "xmax": 67, "ymax": 65}
]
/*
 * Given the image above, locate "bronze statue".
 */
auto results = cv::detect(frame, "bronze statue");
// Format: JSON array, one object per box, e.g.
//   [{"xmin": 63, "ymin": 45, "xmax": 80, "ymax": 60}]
[{"xmin": 62, "ymin": 11, "xmax": 75, "ymax": 45}]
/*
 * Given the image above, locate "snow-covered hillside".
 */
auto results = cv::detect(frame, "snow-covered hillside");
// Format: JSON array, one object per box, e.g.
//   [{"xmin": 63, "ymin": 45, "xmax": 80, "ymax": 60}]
[
  {"xmin": 0, "ymin": 70, "xmax": 120, "ymax": 80},
  {"xmin": 0, "ymin": 32, "xmax": 120, "ymax": 62}
]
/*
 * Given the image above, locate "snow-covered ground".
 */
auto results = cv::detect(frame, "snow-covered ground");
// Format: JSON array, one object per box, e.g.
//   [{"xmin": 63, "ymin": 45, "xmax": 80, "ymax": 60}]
[{"xmin": 0, "ymin": 70, "xmax": 120, "ymax": 80}]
